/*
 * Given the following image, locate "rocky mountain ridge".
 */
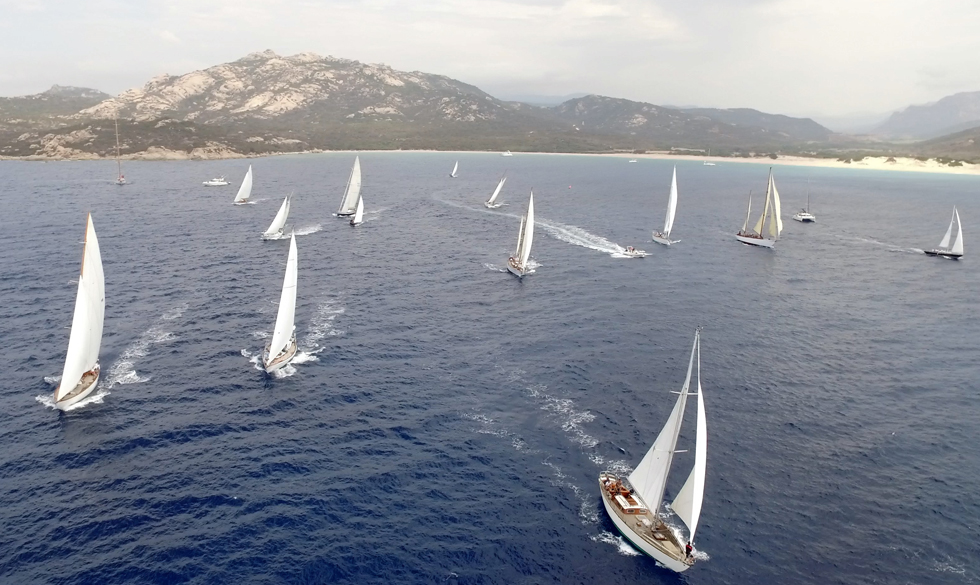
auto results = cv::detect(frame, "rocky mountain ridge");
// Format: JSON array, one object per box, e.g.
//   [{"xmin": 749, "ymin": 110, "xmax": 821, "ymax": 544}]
[{"xmin": 873, "ymin": 91, "xmax": 980, "ymax": 140}]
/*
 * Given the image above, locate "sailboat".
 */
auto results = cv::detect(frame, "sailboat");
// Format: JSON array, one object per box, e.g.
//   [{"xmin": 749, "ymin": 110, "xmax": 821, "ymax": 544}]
[
  {"xmin": 263, "ymin": 234, "xmax": 299, "ymax": 373},
  {"xmin": 114, "ymin": 118, "xmax": 126, "ymax": 185},
  {"xmin": 337, "ymin": 156, "xmax": 362, "ymax": 217},
  {"xmin": 703, "ymin": 148, "xmax": 715, "ymax": 166},
  {"xmin": 450, "ymin": 161, "xmax": 459, "ymax": 178},
  {"xmin": 735, "ymin": 167, "xmax": 782, "ymax": 248},
  {"xmin": 501, "ymin": 151, "xmax": 513, "ymax": 157},
  {"xmin": 262, "ymin": 195, "xmax": 291, "ymax": 239},
  {"xmin": 54, "ymin": 214, "xmax": 106, "ymax": 410},
  {"xmin": 203, "ymin": 176, "xmax": 229, "ymax": 186},
  {"xmin": 233, "ymin": 165, "xmax": 253, "ymax": 204},
  {"xmin": 652, "ymin": 166, "xmax": 680, "ymax": 246},
  {"xmin": 349, "ymin": 195, "xmax": 364, "ymax": 227},
  {"xmin": 599, "ymin": 328, "xmax": 707, "ymax": 573},
  {"xmin": 792, "ymin": 180, "xmax": 816, "ymax": 222},
  {"xmin": 507, "ymin": 190, "xmax": 535, "ymax": 277},
  {"xmin": 924, "ymin": 207, "xmax": 964, "ymax": 259},
  {"xmin": 485, "ymin": 175, "xmax": 507, "ymax": 208}
]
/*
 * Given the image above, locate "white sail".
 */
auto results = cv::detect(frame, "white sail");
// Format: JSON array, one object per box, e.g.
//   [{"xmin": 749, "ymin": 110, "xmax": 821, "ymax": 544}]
[
  {"xmin": 671, "ymin": 338, "xmax": 707, "ymax": 542},
  {"xmin": 268, "ymin": 235, "xmax": 298, "ymax": 360},
  {"xmin": 338, "ymin": 157, "xmax": 362, "ymax": 215},
  {"xmin": 769, "ymin": 173, "xmax": 783, "ymax": 238},
  {"xmin": 234, "ymin": 165, "xmax": 253, "ymax": 203},
  {"xmin": 742, "ymin": 195, "xmax": 752, "ymax": 232},
  {"xmin": 263, "ymin": 196, "xmax": 291, "ymax": 237},
  {"xmin": 487, "ymin": 176, "xmax": 506, "ymax": 206},
  {"xmin": 451, "ymin": 161, "xmax": 458, "ymax": 178},
  {"xmin": 519, "ymin": 191, "xmax": 535, "ymax": 267},
  {"xmin": 351, "ymin": 195, "xmax": 364, "ymax": 225},
  {"xmin": 628, "ymin": 332, "xmax": 698, "ymax": 511},
  {"xmin": 56, "ymin": 215, "xmax": 105, "ymax": 402},
  {"xmin": 951, "ymin": 207, "xmax": 964, "ymax": 255},
  {"xmin": 515, "ymin": 215, "xmax": 526, "ymax": 258},
  {"xmin": 663, "ymin": 166, "xmax": 678, "ymax": 237},
  {"xmin": 939, "ymin": 209, "xmax": 955, "ymax": 249}
]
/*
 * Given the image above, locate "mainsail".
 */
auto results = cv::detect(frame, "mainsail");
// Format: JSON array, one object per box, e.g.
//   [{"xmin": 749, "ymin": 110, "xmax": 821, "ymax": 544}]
[
  {"xmin": 263, "ymin": 196, "xmax": 291, "ymax": 237},
  {"xmin": 451, "ymin": 161, "xmax": 458, "ymax": 178},
  {"xmin": 751, "ymin": 168, "xmax": 781, "ymax": 239},
  {"xmin": 268, "ymin": 235, "xmax": 298, "ymax": 360},
  {"xmin": 338, "ymin": 157, "xmax": 362, "ymax": 215},
  {"xmin": 662, "ymin": 166, "xmax": 678, "ymax": 238},
  {"xmin": 56, "ymin": 215, "xmax": 105, "ymax": 402},
  {"xmin": 234, "ymin": 165, "xmax": 253, "ymax": 203},
  {"xmin": 487, "ymin": 176, "xmax": 506, "ymax": 206}
]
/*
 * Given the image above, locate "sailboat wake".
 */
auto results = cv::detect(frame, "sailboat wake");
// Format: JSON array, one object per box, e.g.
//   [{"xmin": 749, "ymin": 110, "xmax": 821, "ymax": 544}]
[
  {"xmin": 293, "ymin": 224, "xmax": 322, "ymax": 236},
  {"xmin": 482, "ymin": 263, "xmax": 508, "ymax": 273},
  {"xmin": 105, "ymin": 304, "xmax": 186, "ymax": 388},
  {"xmin": 302, "ymin": 300, "xmax": 346, "ymax": 350},
  {"xmin": 592, "ymin": 531, "xmax": 642, "ymax": 556},
  {"xmin": 536, "ymin": 220, "xmax": 626, "ymax": 257},
  {"xmin": 853, "ymin": 235, "xmax": 925, "ymax": 254},
  {"xmin": 36, "ymin": 389, "xmax": 110, "ymax": 411}
]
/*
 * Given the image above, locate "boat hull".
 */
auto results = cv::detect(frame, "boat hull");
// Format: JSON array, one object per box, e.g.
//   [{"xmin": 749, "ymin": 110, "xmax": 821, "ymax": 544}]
[
  {"xmin": 261, "ymin": 231, "xmax": 284, "ymax": 240},
  {"xmin": 598, "ymin": 474, "xmax": 692, "ymax": 573},
  {"xmin": 350, "ymin": 220, "xmax": 362, "ymax": 227},
  {"xmin": 264, "ymin": 338, "xmax": 298, "ymax": 373},
  {"xmin": 336, "ymin": 212, "xmax": 354, "ymax": 217},
  {"xmin": 55, "ymin": 367, "xmax": 100, "ymax": 410},
  {"xmin": 924, "ymin": 250, "xmax": 962, "ymax": 260},
  {"xmin": 484, "ymin": 202, "xmax": 503, "ymax": 209},
  {"xmin": 735, "ymin": 234, "xmax": 775, "ymax": 248},
  {"xmin": 651, "ymin": 233, "xmax": 676, "ymax": 246}
]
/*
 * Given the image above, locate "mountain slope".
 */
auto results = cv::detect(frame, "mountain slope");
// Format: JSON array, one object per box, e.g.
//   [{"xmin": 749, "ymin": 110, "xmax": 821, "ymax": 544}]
[
  {"xmin": 0, "ymin": 85, "xmax": 110, "ymax": 124},
  {"xmin": 874, "ymin": 91, "xmax": 980, "ymax": 140}
]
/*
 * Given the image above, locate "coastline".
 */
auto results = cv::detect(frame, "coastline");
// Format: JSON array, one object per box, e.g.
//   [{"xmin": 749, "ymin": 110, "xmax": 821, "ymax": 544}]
[{"xmin": 2, "ymin": 147, "xmax": 978, "ymax": 176}]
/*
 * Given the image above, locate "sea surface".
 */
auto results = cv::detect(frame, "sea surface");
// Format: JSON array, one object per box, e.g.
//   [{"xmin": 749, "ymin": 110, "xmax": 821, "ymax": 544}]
[{"xmin": 1, "ymin": 153, "xmax": 978, "ymax": 585}]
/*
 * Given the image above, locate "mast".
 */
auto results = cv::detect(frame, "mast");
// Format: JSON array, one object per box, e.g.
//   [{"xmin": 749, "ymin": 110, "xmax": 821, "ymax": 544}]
[{"xmin": 742, "ymin": 192, "xmax": 752, "ymax": 232}]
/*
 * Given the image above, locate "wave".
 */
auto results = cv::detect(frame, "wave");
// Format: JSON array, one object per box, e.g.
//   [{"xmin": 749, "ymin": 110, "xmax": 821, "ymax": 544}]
[
  {"xmin": 591, "ymin": 531, "xmax": 642, "ymax": 556},
  {"xmin": 482, "ymin": 263, "xmax": 507, "ymax": 273},
  {"xmin": 301, "ymin": 300, "xmax": 346, "ymax": 350},
  {"xmin": 105, "ymin": 304, "xmax": 186, "ymax": 388},
  {"xmin": 293, "ymin": 224, "xmax": 322, "ymax": 236},
  {"xmin": 35, "ymin": 389, "xmax": 110, "ymax": 411}
]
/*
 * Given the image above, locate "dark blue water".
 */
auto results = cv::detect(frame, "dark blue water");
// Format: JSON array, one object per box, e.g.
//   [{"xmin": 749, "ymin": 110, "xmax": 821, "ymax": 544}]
[{"xmin": 1, "ymin": 153, "xmax": 978, "ymax": 584}]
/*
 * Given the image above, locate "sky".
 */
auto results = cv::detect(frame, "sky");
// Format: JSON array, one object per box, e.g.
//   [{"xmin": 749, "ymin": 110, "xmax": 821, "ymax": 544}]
[{"xmin": 2, "ymin": 0, "xmax": 980, "ymax": 121}]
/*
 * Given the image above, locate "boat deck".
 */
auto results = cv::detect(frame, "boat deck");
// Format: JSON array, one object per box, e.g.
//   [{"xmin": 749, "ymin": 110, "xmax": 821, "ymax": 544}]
[
  {"xmin": 599, "ymin": 472, "xmax": 692, "ymax": 567},
  {"xmin": 58, "ymin": 366, "xmax": 100, "ymax": 402}
]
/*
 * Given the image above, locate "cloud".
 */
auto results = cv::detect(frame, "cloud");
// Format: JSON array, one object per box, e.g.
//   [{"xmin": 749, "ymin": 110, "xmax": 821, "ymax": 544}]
[{"xmin": 157, "ymin": 30, "xmax": 180, "ymax": 43}]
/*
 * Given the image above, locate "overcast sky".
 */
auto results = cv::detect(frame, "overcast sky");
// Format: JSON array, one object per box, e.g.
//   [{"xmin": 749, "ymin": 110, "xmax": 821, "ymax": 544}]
[{"xmin": 2, "ymin": 0, "xmax": 979, "ymax": 119}]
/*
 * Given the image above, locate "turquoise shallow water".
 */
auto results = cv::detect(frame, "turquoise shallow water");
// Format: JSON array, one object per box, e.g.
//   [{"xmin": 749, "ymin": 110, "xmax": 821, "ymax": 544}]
[{"xmin": 0, "ymin": 153, "xmax": 978, "ymax": 584}]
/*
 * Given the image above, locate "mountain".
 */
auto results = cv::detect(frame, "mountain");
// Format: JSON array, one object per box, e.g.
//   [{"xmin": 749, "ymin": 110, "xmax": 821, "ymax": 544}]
[
  {"xmin": 913, "ymin": 125, "xmax": 980, "ymax": 161},
  {"xmin": 0, "ymin": 85, "xmax": 110, "ymax": 122},
  {"xmin": 873, "ymin": 91, "xmax": 980, "ymax": 140},
  {"xmin": 679, "ymin": 107, "xmax": 832, "ymax": 142}
]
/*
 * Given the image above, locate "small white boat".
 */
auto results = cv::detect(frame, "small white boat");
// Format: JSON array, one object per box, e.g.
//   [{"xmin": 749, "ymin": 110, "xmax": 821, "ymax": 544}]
[
  {"xmin": 703, "ymin": 148, "xmax": 715, "ymax": 166},
  {"xmin": 652, "ymin": 166, "xmax": 680, "ymax": 246},
  {"xmin": 450, "ymin": 161, "xmax": 458, "ymax": 178},
  {"xmin": 203, "ymin": 176, "xmax": 229, "ymax": 186},
  {"xmin": 114, "ymin": 118, "xmax": 126, "ymax": 185},
  {"xmin": 599, "ymin": 328, "xmax": 707, "ymax": 573},
  {"xmin": 263, "ymin": 234, "xmax": 299, "ymax": 373},
  {"xmin": 337, "ymin": 156, "xmax": 362, "ymax": 217},
  {"xmin": 349, "ymin": 195, "xmax": 364, "ymax": 227},
  {"xmin": 54, "ymin": 214, "xmax": 105, "ymax": 410},
  {"xmin": 792, "ymin": 181, "xmax": 816, "ymax": 222},
  {"xmin": 736, "ymin": 168, "xmax": 781, "ymax": 248},
  {"xmin": 507, "ymin": 190, "xmax": 535, "ymax": 278},
  {"xmin": 501, "ymin": 151, "xmax": 513, "ymax": 157},
  {"xmin": 621, "ymin": 245, "xmax": 648, "ymax": 258},
  {"xmin": 233, "ymin": 165, "xmax": 253, "ymax": 204},
  {"xmin": 924, "ymin": 207, "xmax": 964, "ymax": 260},
  {"xmin": 485, "ymin": 175, "xmax": 507, "ymax": 208},
  {"xmin": 262, "ymin": 195, "xmax": 291, "ymax": 239},
  {"xmin": 628, "ymin": 159, "xmax": 638, "ymax": 163}
]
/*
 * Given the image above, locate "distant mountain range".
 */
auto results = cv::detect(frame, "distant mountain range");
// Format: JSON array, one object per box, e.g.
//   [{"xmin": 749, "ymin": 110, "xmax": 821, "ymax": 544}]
[
  {"xmin": 873, "ymin": 91, "xmax": 980, "ymax": 140},
  {"xmin": 0, "ymin": 50, "xmax": 977, "ymax": 162}
]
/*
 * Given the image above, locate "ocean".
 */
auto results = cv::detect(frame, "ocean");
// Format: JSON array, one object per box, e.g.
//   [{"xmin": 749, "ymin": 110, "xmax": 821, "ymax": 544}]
[{"xmin": 1, "ymin": 153, "xmax": 978, "ymax": 584}]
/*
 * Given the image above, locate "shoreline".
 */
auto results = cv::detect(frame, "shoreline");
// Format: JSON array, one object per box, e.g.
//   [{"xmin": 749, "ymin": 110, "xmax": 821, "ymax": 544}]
[{"xmin": 2, "ymin": 148, "xmax": 978, "ymax": 176}]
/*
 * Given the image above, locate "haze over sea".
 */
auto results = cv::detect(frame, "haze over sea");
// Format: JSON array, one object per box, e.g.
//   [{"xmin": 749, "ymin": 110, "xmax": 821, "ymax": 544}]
[{"xmin": 1, "ymin": 153, "xmax": 978, "ymax": 585}]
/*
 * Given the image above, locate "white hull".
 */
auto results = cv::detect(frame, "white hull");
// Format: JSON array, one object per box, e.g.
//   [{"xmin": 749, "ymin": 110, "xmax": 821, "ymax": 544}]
[
  {"xmin": 735, "ymin": 234, "xmax": 775, "ymax": 248},
  {"xmin": 55, "ymin": 369, "xmax": 100, "ymax": 410},
  {"xmin": 264, "ymin": 338, "xmax": 298, "ymax": 373},
  {"xmin": 792, "ymin": 212, "xmax": 815, "ymax": 223},
  {"xmin": 598, "ymin": 480, "xmax": 691, "ymax": 573},
  {"xmin": 204, "ymin": 182, "xmax": 229, "ymax": 187},
  {"xmin": 336, "ymin": 212, "xmax": 354, "ymax": 217},
  {"xmin": 350, "ymin": 219, "xmax": 362, "ymax": 226},
  {"xmin": 507, "ymin": 265, "xmax": 526, "ymax": 278},
  {"xmin": 261, "ymin": 230, "xmax": 285, "ymax": 240},
  {"xmin": 651, "ymin": 234, "xmax": 676, "ymax": 246},
  {"xmin": 484, "ymin": 202, "xmax": 503, "ymax": 209}
]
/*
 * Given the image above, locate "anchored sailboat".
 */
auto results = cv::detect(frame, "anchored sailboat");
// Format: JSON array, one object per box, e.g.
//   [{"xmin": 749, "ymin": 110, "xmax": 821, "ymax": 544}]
[
  {"xmin": 736, "ymin": 168, "xmax": 782, "ymax": 248},
  {"xmin": 599, "ymin": 328, "xmax": 708, "ymax": 573},
  {"xmin": 350, "ymin": 195, "xmax": 364, "ymax": 227},
  {"xmin": 652, "ymin": 166, "xmax": 680, "ymax": 246},
  {"xmin": 233, "ymin": 165, "xmax": 253, "ymax": 204},
  {"xmin": 792, "ymin": 180, "xmax": 816, "ymax": 222},
  {"xmin": 507, "ymin": 190, "xmax": 535, "ymax": 277},
  {"xmin": 450, "ymin": 161, "xmax": 458, "ymax": 178},
  {"xmin": 485, "ymin": 175, "xmax": 507, "ymax": 208},
  {"xmin": 263, "ymin": 234, "xmax": 298, "ymax": 373},
  {"xmin": 925, "ymin": 207, "xmax": 964, "ymax": 260},
  {"xmin": 54, "ymin": 214, "xmax": 106, "ymax": 410},
  {"xmin": 262, "ymin": 195, "xmax": 291, "ymax": 239},
  {"xmin": 703, "ymin": 148, "xmax": 715, "ymax": 166},
  {"xmin": 114, "ymin": 118, "xmax": 126, "ymax": 185},
  {"xmin": 337, "ymin": 156, "xmax": 362, "ymax": 217}
]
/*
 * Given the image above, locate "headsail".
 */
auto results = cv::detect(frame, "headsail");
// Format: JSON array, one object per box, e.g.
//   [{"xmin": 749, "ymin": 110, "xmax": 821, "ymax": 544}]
[
  {"xmin": 351, "ymin": 195, "xmax": 364, "ymax": 225},
  {"xmin": 263, "ymin": 196, "xmax": 291, "ymax": 237},
  {"xmin": 234, "ymin": 165, "xmax": 253, "ymax": 203},
  {"xmin": 951, "ymin": 207, "xmax": 964, "ymax": 255},
  {"xmin": 670, "ymin": 333, "xmax": 707, "ymax": 542},
  {"xmin": 56, "ymin": 215, "xmax": 105, "ymax": 402},
  {"xmin": 487, "ymin": 176, "xmax": 506, "ymax": 206},
  {"xmin": 742, "ymin": 194, "xmax": 752, "ymax": 232},
  {"xmin": 519, "ymin": 191, "xmax": 535, "ymax": 267},
  {"xmin": 451, "ymin": 161, "xmax": 458, "ymax": 178},
  {"xmin": 769, "ymin": 173, "xmax": 783, "ymax": 238},
  {"xmin": 338, "ymin": 157, "xmax": 362, "ymax": 215},
  {"xmin": 753, "ymin": 169, "xmax": 773, "ymax": 236},
  {"xmin": 939, "ymin": 208, "xmax": 955, "ymax": 249},
  {"xmin": 268, "ymin": 235, "xmax": 298, "ymax": 360},
  {"xmin": 663, "ymin": 166, "xmax": 678, "ymax": 237}
]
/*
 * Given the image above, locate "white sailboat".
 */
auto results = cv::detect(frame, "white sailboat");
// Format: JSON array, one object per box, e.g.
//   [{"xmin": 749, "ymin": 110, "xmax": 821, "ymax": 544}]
[
  {"xmin": 792, "ymin": 180, "xmax": 816, "ymax": 223},
  {"xmin": 337, "ymin": 156, "xmax": 362, "ymax": 217},
  {"xmin": 349, "ymin": 195, "xmax": 364, "ymax": 227},
  {"xmin": 203, "ymin": 176, "xmax": 229, "ymax": 186},
  {"xmin": 925, "ymin": 207, "xmax": 964, "ymax": 260},
  {"xmin": 599, "ymin": 328, "xmax": 708, "ymax": 573},
  {"xmin": 501, "ymin": 151, "xmax": 513, "ymax": 157},
  {"xmin": 233, "ymin": 165, "xmax": 253, "ymax": 204},
  {"xmin": 450, "ymin": 161, "xmax": 459, "ymax": 178},
  {"xmin": 507, "ymin": 190, "xmax": 535, "ymax": 277},
  {"xmin": 703, "ymin": 148, "xmax": 715, "ymax": 166},
  {"xmin": 652, "ymin": 166, "xmax": 680, "ymax": 246},
  {"xmin": 263, "ymin": 234, "xmax": 299, "ymax": 373},
  {"xmin": 54, "ymin": 214, "xmax": 106, "ymax": 410},
  {"xmin": 262, "ymin": 195, "xmax": 291, "ymax": 239},
  {"xmin": 114, "ymin": 118, "xmax": 126, "ymax": 185},
  {"xmin": 735, "ymin": 167, "xmax": 781, "ymax": 248},
  {"xmin": 485, "ymin": 176, "xmax": 507, "ymax": 208}
]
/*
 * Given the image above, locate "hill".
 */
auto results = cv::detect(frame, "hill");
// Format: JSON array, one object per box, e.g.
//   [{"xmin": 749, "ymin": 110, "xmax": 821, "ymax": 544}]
[{"xmin": 873, "ymin": 91, "xmax": 980, "ymax": 140}]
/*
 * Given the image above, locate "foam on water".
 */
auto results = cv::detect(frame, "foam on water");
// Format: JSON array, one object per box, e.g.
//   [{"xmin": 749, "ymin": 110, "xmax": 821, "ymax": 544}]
[
  {"xmin": 293, "ymin": 224, "xmax": 322, "ymax": 236},
  {"xmin": 591, "ymin": 531, "xmax": 642, "ymax": 556},
  {"xmin": 35, "ymin": 389, "xmax": 110, "ymax": 411},
  {"xmin": 105, "ymin": 305, "xmax": 185, "ymax": 388},
  {"xmin": 301, "ymin": 300, "xmax": 346, "ymax": 350}
]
